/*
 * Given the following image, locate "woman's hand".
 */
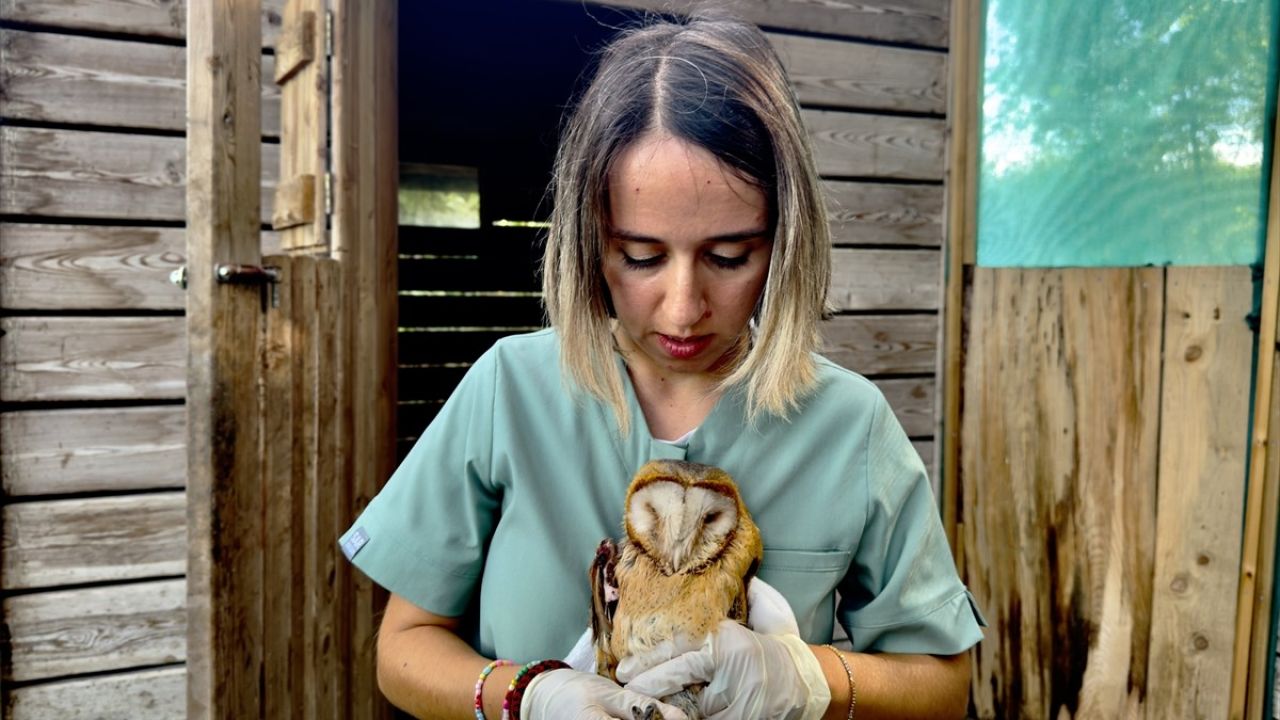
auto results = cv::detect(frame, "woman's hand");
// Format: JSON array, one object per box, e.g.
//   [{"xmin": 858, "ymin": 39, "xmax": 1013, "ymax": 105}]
[
  {"xmin": 618, "ymin": 620, "xmax": 829, "ymax": 720},
  {"xmin": 522, "ymin": 668, "xmax": 689, "ymax": 720}
]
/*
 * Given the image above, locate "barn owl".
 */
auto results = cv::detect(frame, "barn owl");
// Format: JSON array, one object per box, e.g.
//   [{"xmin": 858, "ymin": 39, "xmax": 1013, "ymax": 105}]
[{"xmin": 590, "ymin": 460, "xmax": 763, "ymax": 720}]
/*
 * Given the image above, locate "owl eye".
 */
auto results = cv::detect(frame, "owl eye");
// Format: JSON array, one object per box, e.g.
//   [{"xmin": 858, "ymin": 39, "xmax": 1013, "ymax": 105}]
[{"xmin": 704, "ymin": 511, "xmax": 721, "ymax": 524}]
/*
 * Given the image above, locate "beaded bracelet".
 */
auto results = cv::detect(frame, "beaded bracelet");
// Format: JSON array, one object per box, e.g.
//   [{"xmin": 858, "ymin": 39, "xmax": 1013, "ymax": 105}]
[
  {"xmin": 823, "ymin": 644, "xmax": 856, "ymax": 720},
  {"xmin": 474, "ymin": 659, "xmax": 515, "ymax": 720},
  {"xmin": 502, "ymin": 659, "xmax": 570, "ymax": 720}
]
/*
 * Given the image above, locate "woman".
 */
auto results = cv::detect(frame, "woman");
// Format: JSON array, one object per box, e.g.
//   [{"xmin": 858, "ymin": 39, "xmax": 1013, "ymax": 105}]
[{"xmin": 341, "ymin": 11, "xmax": 984, "ymax": 719}]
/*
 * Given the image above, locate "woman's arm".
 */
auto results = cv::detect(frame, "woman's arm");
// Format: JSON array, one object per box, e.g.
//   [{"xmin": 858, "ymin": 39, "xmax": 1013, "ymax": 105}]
[
  {"xmin": 813, "ymin": 647, "xmax": 970, "ymax": 720},
  {"xmin": 377, "ymin": 592, "xmax": 519, "ymax": 720}
]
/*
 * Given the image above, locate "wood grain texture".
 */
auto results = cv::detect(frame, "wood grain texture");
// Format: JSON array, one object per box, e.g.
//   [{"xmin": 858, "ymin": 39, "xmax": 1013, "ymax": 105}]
[
  {"xmin": 877, "ymin": 377, "xmax": 934, "ymax": 438},
  {"xmin": 0, "ymin": 0, "xmax": 286, "ymax": 45},
  {"xmin": 293, "ymin": 255, "xmax": 320, "ymax": 718},
  {"xmin": 0, "ymin": 223, "xmax": 184, "ymax": 310},
  {"xmin": 0, "ymin": 406, "xmax": 185, "ymax": 496},
  {"xmin": 823, "ymin": 180, "xmax": 943, "ymax": 247},
  {"xmin": 2, "ymin": 492, "xmax": 185, "ymax": 589},
  {"xmin": 962, "ymin": 268, "xmax": 1163, "ymax": 719},
  {"xmin": 803, "ymin": 109, "xmax": 945, "ymax": 181},
  {"xmin": 6, "ymin": 579, "xmax": 186, "ymax": 682},
  {"xmin": 1147, "ymin": 267, "xmax": 1253, "ymax": 719},
  {"xmin": 829, "ymin": 248, "xmax": 939, "ymax": 310},
  {"xmin": 769, "ymin": 32, "xmax": 945, "ymax": 114},
  {"xmin": 0, "ymin": 30, "xmax": 281, "ymax": 135},
  {"xmin": 7, "ymin": 666, "xmax": 184, "ymax": 720},
  {"xmin": 569, "ymin": 0, "xmax": 950, "ymax": 47},
  {"xmin": 274, "ymin": 0, "xmax": 329, "ymax": 252},
  {"xmin": 0, "ymin": 127, "xmax": 278, "ymax": 221},
  {"xmin": 0, "ymin": 316, "xmax": 184, "ymax": 402},
  {"xmin": 819, "ymin": 314, "xmax": 937, "ymax": 375}
]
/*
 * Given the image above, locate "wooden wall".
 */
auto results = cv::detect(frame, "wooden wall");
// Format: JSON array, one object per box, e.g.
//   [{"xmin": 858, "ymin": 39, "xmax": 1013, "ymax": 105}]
[
  {"xmin": 961, "ymin": 266, "xmax": 1254, "ymax": 718},
  {"xmin": 0, "ymin": 1, "xmax": 284, "ymax": 715}
]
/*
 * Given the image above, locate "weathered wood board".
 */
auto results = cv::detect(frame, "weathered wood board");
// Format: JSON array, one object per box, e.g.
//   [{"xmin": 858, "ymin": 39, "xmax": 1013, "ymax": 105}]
[
  {"xmin": 0, "ymin": 127, "xmax": 278, "ymax": 222},
  {"xmin": 819, "ymin": 314, "xmax": 938, "ymax": 375},
  {"xmin": 7, "ymin": 666, "xmax": 184, "ymax": 720},
  {"xmin": 803, "ymin": 110, "xmax": 945, "ymax": 181},
  {"xmin": 829, "ymin": 249, "xmax": 940, "ymax": 310},
  {"xmin": 0, "ymin": 224, "xmax": 185, "ymax": 310},
  {"xmin": 1146, "ymin": 267, "xmax": 1253, "ymax": 718},
  {"xmin": 0, "ymin": 30, "xmax": 281, "ymax": 135},
  {"xmin": 0, "ymin": 0, "xmax": 286, "ymax": 44},
  {"xmin": 2, "ymin": 492, "xmax": 185, "ymax": 589},
  {"xmin": 823, "ymin": 180, "xmax": 943, "ymax": 247},
  {"xmin": 5, "ymin": 579, "xmax": 186, "ymax": 682},
  {"xmin": 0, "ymin": 406, "xmax": 185, "ymax": 496},
  {"xmin": 0, "ymin": 316, "xmax": 185, "ymax": 402},
  {"xmin": 769, "ymin": 32, "xmax": 946, "ymax": 114},
  {"xmin": 962, "ymin": 268, "xmax": 1163, "ymax": 719}
]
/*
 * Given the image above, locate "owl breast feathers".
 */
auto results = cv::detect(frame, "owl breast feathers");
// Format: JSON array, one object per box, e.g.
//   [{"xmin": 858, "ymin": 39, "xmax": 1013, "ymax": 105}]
[{"xmin": 590, "ymin": 460, "xmax": 763, "ymax": 719}]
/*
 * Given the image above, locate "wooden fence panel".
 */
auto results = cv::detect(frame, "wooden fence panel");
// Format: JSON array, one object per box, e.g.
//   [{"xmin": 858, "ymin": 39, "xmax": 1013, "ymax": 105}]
[
  {"xmin": 820, "ymin": 314, "xmax": 938, "ymax": 375},
  {"xmin": 575, "ymin": 0, "xmax": 949, "ymax": 47},
  {"xmin": 6, "ymin": 579, "xmax": 186, "ymax": 682},
  {"xmin": 7, "ymin": 666, "xmax": 184, "ymax": 720},
  {"xmin": 0, "ymin": 224, "xmax": 185, "ymax": 311},
  {"xmin": 822, "ymin": 181, "xmax": 943, "ymax": 247},
  {"xmin": 829, "ymin": 249, "xmax": 940, "ymax": 310},
  {"xmin": 0, "ymin": 127, "xmax": 278, "ymax": 221},
  {"xmin": 1147, "ymin": 267, "xmax": 1253, "ymax": 717},
  {"xmin": 0, "ymin": 30, "xmax": 281, "ymax": 135},
  {"xmin": 769, "ymin": 32, "xmax": 946, "ymax": 114},
  {"xmin": 3, "ymin": 492, "xmax": 185, "ymax": 589},
  {"xmin": 803, "ymin": 110, "xmax": 946, "ymax": 181},
  {"xmin": 0, "ymin": 316, "xmax": 185, "ymax": 402},
  {"xmin": 0, "ymin": 0, "xmax": 287, "ymax": 45},
  {"xmin": 1, "ymin": 406, "xmax": 185, "ymax": 496}
]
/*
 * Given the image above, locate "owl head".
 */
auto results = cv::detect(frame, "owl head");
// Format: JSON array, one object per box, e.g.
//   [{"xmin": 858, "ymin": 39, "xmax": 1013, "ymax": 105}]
[{"xmin": 623, "ymin": 460, "xmax": 760, "ymax": 575}]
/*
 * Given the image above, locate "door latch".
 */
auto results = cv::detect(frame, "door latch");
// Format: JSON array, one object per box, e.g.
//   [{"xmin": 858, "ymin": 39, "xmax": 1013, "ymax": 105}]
[{"xmin": 216, "ymin": 263, "xmax": 283, "ymax": 309}]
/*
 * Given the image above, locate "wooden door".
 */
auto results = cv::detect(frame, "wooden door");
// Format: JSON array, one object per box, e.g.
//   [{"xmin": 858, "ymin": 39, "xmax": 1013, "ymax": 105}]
[{"xmin": 185, "ymin": 0, "xmax": 396, "ymax": 716}]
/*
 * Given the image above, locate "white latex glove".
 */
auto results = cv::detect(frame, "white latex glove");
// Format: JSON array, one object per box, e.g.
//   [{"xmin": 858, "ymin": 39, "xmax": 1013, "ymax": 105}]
[
  {"xmin": 521, "ymin": 668, "xmax": 689, "ymax": 720},
  {"xmin": 618, "ymin": 620, "xmax": 830, "ymax": 720}
]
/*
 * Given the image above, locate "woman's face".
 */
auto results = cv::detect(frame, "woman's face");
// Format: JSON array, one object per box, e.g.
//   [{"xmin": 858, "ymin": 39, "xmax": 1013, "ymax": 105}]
[{"xmin": 603, "ymin": 131, "xmax": 771, "ymax": 380}]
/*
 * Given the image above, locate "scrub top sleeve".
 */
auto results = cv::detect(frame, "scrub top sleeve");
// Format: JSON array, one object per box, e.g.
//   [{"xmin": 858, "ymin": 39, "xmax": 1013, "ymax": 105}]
[
  {"xmin": 837, "ymin": 394, "xmax": 984, "ymax": 655},
  {"xmin": 338, "ymin": 347, "xmax": 500, "ymax": 618}
]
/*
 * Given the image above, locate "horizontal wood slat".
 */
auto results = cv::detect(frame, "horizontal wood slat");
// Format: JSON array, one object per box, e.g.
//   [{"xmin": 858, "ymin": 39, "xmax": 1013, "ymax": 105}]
[
  {"xmin": 804, "ymin": 109, "xmax": 946, "ymax": 181},
  {"xmin": 398, "ymin": 225, "xmax": 543, "ymax": 257},
  {"xmin": 823, "ymin": 181, "xmax": 943, "ymax": 247},
  {"xmin": 830, "ymin": 249, "xmax": 940, "ymax": 310},
  {"xmin": 0, "ymin": 224, "xmax": 185, "ymax": 310},
  {"xmin": 0, "ymin": 0, "xmax": 287, "ymax": 45},
  {"xmin": 770, "ymin": 32, "xmax": 945, "ymax": 114},
  {"xmin": 1, "ymin": 406, "xmax": 185, "ymax": 496},
  {"xmin": 820, "ymin": 314, "xmax": 938, "ymax": 375},
  {"xmin": 3, "ymin": 492, "xmax": 185, "ymax": 589},
  {"xmin": 8, "ymin": 666, "xmax": 185, "ymax": 720},
  {"xmin": 398, "ymin": 294, "xmax": 545, "ymax": 329},
  {"xmin": 0, "ymin": 30, "xmax": 281, "ymax": 135},
  {"xmin": 0, "ymin": 316, "xmax": 185, "ymax": 402},
  {"xmin": 398, "ymin": 329, "xmax": 533, "ymax": 365},
  {"xmin": 0, "ymin": 126, "xmax": 278, "ymax": 222},
  {"xmin": 5, "ymin": 579, "xmax": 185, "ymax": 682},
  {"xmin": 570, "ymin": 0, "xmax": 949, "ymax": 47}
]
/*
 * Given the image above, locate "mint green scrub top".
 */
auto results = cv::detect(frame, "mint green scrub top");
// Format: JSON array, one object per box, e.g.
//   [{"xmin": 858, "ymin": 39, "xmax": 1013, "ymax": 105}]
[{"xmin": 340, "ymin": 329, "xmax": 984, "ymax": 663}]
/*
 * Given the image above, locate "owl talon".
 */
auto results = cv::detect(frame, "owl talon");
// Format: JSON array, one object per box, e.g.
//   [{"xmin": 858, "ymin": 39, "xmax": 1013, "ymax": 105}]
[{"xmin": 631, "ymin": 704, "xmax": 663, "ymax": 720}]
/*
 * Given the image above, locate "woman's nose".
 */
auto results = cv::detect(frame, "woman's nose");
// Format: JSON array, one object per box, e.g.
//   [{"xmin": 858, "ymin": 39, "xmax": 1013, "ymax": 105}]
[{"xmin": 663, "ymin": 262, "xmax": 709, "ymax": 331}]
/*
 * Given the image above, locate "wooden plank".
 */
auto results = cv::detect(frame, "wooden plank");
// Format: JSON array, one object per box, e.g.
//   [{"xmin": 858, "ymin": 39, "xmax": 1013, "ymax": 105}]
[
  {"xmin": 567, "ymin": 0, "xmax": 949, "ymax": 47},
  {"xmin": 769, "ymin": 32, "xmax": 945, "ymax": 114},
  {"xmin": 291, "ymin": 256, "xmax": 320, "ymax": 716},
  {"xmin": 1, "ymin": 406, "xmax": 185, "ymax": 496},
  {"xmin": 1147, "ymin": 267, "xmax": 1253, "ymax": 719},
  {"xmin": 0, "ymin": 30, "xmax": 281, "ymax": 135},
  {"xmin": 0, "ymin": 127, "xmax": 278, "ymax": 222},
  {"xmin": 6, "ymin": 579, "xmax": 186, "ymax": 682},
  {"xmin": 274, "ymin": 0, "xmax": 329, "ymax": 252},
  {"xmin": 0, "ymin": 224, "xmax": 185, "ymax": 310},
  {"xmin": 829, "ymin": 249, "xmax": 939, "ymax": 311},
  {"xmin": 877, "ymin": 377, "xmax": 934, "ymax": 438},
  {"xmin": 3, "ymin": 492, "xmax": 184, "ymax": 589},
  {"xmin": 271, "ymin": 173, "xmax": 318, "ymax": 230},
  {"xmin": 273, "ymin": 7, "xmax": 316, "ymax": 83},
  {"xmin": 803, "ymin": 109, "xmax": 946, "ymax": 181},
  {"xmin": 961, "ymin": 268, "xmax": 1163, "ymax": 718},
  {"xmin": 315, "ymin": 258, "xmax": 343, "ymax": 718},
  {"xmin": 823, "ymin": 181, "xmax": 943, "ymax": 247},
  {"xmin": 8, "ymin": 666, "xmax": 185, "ymax": 720},
  {"xmin": 0, "ymin": 316, "xmax": 185, "ymax": 402},
  {"xmin": 820, "ymin": 314, "xmax": 938, "ymax": 375},
  {"xmin": 185, "ymin": 0, "xmax": 265, "ymax": 715},
  {"xmin": 0, "ymin": 0, "xmax": 287, "ymax": 45}
]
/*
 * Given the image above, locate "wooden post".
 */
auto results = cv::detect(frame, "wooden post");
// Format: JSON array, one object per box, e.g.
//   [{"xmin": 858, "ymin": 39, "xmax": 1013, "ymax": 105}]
[{"xmin": 185, "ymin": 0, "xmax": 264, "ymax": 717}]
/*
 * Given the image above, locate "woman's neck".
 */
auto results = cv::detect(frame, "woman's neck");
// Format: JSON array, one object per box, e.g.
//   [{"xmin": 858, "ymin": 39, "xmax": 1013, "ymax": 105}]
[{"xmin": 615, "ymin": 333, "xmax": 727, "ymax": 441}]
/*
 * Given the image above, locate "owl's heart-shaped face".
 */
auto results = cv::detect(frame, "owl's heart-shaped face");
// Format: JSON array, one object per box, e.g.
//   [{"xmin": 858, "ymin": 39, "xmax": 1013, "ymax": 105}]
[{"xmin": 626, "ymin": 477, "xmax": 739, "ymax": 575}]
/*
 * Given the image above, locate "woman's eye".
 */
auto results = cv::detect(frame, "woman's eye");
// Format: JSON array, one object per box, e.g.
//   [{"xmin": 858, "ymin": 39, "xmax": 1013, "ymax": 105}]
[
  {"xmin": 708, "ymin": 253, "xmax": 750, "ymax": 269},
  {"xmin": 621, "ymin": 252, "xmax": 663, "ymax": 269}
]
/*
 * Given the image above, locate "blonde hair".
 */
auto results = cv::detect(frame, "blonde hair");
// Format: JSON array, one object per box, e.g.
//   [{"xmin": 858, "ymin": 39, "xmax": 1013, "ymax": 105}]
[{"xmin": 541, "ymin": 11, "xmax": 831, "ymax": 435}]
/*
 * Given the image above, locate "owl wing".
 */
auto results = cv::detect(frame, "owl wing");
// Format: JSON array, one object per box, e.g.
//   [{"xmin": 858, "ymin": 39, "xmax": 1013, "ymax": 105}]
[
  {"xmin": 729, "ymin": 555, "xmax": 760, "ymax": 624},
  {"xmin": 589, "ymin": 538, "xmax": 620, "ymax": 678}
]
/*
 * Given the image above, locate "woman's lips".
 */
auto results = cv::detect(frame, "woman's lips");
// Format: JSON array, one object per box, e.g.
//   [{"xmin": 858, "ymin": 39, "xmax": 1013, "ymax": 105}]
[{"xmin": 657, "ymin": 334, "xmax": 713, "ymax": 359}]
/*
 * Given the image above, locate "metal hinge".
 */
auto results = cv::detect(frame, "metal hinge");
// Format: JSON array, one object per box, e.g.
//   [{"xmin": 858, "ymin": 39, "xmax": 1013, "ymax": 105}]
[
  {"xmin": 323, "ymin": 172, "xmax": 333, "ymax": 216},
  {"xmin": 325, "ymin": 11, "xmax": 333, "ymax": 58}
]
